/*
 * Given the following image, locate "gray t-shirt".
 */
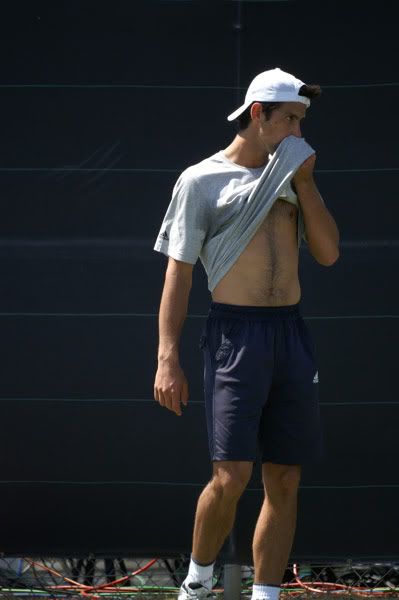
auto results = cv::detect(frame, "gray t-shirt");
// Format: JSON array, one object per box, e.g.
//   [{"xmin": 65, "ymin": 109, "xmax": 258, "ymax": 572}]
[{"xmin": 154, "ymin": 135, "xmax": 318, "ymax": 291}]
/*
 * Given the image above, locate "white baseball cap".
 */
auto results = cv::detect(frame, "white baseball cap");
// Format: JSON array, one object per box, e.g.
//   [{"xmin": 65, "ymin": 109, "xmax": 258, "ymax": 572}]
[{"xmin": 227, "ymin": 67, "xmax": 310, "ymax": 121}]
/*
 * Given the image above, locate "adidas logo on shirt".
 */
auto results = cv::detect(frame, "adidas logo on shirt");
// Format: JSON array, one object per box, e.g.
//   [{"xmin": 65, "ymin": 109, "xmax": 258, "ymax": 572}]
[
  {"xmin": 160, "ymin": 230, "xmax": 169, "ymax": 240},
  {"xmin": 313, "ymin": 371, "xmax": 319, "ymax": 383}
]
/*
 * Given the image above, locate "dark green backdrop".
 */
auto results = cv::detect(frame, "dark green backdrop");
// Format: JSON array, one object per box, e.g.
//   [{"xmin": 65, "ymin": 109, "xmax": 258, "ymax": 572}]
[{"xmin": 0, "ymin": 0, "xmax": 398, "ymax": 561}]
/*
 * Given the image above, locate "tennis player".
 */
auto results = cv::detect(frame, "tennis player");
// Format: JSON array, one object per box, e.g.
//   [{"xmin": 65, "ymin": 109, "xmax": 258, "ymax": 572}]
[{"xmin": 153, "ymin": 67, "xmax": 339, "ymax": 600}]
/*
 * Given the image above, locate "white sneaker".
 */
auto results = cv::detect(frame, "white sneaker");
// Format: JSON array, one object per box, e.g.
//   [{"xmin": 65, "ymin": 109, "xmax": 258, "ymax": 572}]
[{"xmin": 178, "ymin": 581, "xmax": 217, "ymax": 599}]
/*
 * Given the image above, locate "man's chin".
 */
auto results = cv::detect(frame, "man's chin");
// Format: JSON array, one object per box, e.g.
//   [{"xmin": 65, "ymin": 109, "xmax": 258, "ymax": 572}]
[{"xmin": 269, "ymin": 141, "xmax": 280, "ymax": 154}]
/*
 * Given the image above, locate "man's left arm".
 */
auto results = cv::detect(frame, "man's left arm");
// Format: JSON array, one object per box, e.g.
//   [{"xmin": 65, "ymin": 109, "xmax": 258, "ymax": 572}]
[{"xmin": 293, "ymin": 154, "xmax": 340, "ymax": 266}]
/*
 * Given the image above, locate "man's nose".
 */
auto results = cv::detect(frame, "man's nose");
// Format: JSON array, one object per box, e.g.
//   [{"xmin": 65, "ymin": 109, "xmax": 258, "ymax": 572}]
[{"xmin": 293, "ymin": 123, "xmax": 302, "ymax": 137}]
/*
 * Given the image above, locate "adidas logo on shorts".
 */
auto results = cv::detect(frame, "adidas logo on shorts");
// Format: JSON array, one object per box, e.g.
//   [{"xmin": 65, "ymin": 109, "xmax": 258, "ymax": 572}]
[{"xmin": 313, "ymin": 371, "xmax": 319, "ymax": 383}]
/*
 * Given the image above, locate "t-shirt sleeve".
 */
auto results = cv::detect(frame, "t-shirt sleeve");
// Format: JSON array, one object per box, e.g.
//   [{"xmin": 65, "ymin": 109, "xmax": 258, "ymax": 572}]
[{"xmin": 153, "ymin": 172, "xmax": 209, "ymax": 264}]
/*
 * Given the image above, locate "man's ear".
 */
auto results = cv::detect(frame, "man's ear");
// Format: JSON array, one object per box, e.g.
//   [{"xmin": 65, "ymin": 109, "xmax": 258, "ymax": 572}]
[{"xmin": 250, "ymin": 102, "xmax": 263, "ymax": 122}]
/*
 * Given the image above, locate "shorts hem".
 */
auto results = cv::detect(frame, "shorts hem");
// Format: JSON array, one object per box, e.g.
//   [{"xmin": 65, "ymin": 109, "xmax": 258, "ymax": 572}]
[
  {"xmin": 211, "ymin": 455, "xmax": 256, "ymax": 463},
  {"xmin": 261, "ymin": 453, "xmax": 325, "ymax": 465}
]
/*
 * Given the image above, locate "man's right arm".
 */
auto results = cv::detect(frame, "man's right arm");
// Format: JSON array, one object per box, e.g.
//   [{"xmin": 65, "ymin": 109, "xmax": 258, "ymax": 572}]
[{"xmin": 153, "ymin": 256, "xmax": 193, "ymax": 416}]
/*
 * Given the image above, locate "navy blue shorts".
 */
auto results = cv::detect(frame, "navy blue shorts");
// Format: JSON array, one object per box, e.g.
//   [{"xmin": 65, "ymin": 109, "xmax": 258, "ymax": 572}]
[{"xmin": 199, "ymin": 302, "xmax": 324, "ymax": 465}]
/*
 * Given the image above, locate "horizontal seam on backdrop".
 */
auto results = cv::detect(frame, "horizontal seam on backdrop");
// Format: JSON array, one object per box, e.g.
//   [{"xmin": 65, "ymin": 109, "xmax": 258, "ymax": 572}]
[
  {"xmin": 1, "ymin": 83, "xmax": 398, "ymax": 89},
  {"xmin": 0, "ymin": 481, "xmax": 397, "ymax": 489},
  {"xmin": 0, "ymin": 167, "xmax": 178, "ymax": 173},
  {"xmin": 0, "ymin": 240, "xmax": 397, "ymax": 249},
  {"xmin": 0, "ymin": 313, "xmax": 398, "ymax": 319},
  {"xmin": 0, "ymin": 167, "xmax": 398, "ymax": 173},
  {"xmin": 0, "ymin": 398, "xmax": 397, "ymax": 406}
]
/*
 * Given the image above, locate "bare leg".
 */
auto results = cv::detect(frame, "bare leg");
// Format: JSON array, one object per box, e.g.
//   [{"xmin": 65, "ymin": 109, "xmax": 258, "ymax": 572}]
[
  {"xmin": 191, "ymin": 460, "xmax": 253, "ymax": 564},
  {"xmin": 252, "ymin": 463, "xmax": 301, "ymax": 584}
]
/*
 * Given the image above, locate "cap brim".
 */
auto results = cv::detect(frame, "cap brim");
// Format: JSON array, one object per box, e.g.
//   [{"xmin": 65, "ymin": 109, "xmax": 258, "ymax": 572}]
[{"xmin": 227, "ymin": 102, "xmax": 250, "ymax": 122}]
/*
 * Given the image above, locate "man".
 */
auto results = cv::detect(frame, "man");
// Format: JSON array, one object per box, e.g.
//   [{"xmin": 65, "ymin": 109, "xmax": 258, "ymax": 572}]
[{"xmin": 153, "ymin": 67, "xmax": 339, "ymax": 600}]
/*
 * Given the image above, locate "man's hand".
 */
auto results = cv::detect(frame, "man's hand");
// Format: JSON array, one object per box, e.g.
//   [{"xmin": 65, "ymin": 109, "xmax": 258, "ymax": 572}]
[
  {"xmin": 293, "ymin": 153, "xmax": 316, "ymax": 186},
  {"xmin": 154, "ymin": 359, "xmax": 189, "ymax": 417}
]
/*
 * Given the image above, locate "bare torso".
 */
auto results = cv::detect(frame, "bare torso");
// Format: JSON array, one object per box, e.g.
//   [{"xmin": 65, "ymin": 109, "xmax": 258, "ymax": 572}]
[{"xmin": 211, "ymin": 198, "xmax": 301, "ymax": 306}]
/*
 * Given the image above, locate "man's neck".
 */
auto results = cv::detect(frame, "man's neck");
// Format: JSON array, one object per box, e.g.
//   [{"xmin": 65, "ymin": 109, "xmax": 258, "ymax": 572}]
[{"xmin": 222, "ymin": 133, "xmax": 271, "ymax": 169}]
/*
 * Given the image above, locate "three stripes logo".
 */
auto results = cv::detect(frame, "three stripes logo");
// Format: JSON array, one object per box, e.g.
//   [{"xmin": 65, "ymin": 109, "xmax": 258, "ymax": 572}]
[
  {"xmin": 313, "ymin": 371, "xmax": 319, "ymax": 384},
  {"xmin": 160, "ymin": 230, "xmax": 169, "ymax": 241}
]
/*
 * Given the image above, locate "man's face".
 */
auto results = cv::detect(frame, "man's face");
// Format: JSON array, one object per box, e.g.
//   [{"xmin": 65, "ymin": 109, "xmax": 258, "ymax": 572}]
[{"xmin": 258, "ymin": 101, "xmax": 307, "ymax": 153}]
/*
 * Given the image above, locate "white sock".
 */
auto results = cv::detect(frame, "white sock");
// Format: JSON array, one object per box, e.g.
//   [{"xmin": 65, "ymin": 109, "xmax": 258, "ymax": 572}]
[
  {"xmin": 183, "ymin": 555, "xmax": 214, "ymax": 591},
  {"xmin": 251, "ymin": 583, "xmax": 281, "ymax": 600}
]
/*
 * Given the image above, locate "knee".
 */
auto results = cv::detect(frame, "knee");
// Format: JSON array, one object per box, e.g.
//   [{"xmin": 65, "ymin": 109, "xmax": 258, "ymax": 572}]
[
  {"xmin": 263, "ymin": 464, "xmax": 301, "ymax": 500},
  {"xmin": 211, "ymin": 464, "xmax": 252, "ymax": 501}
]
